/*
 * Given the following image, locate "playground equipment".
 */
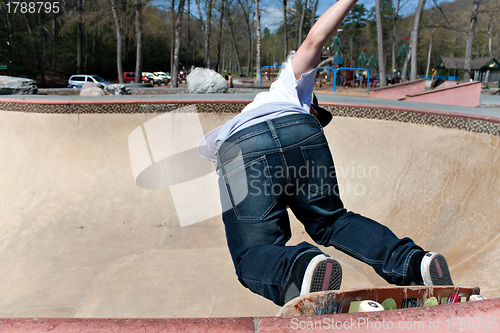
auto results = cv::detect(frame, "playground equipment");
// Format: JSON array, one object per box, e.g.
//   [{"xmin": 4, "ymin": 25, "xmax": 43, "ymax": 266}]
[{"xmin": 260, "ymin": 66, "xmax": 370, "ymax": 95}]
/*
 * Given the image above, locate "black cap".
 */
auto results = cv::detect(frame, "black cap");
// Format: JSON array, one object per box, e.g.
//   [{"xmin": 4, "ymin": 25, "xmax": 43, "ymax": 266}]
[{"xmin": 310, "ymin": 93, "xmax": 332, "ymax": 127}]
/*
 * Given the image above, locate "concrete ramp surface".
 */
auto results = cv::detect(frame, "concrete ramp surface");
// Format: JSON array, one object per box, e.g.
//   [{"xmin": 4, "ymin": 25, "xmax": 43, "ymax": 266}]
[{"xmin": 0, "ymin": 107, "xmax": 498, "ymax": 318}]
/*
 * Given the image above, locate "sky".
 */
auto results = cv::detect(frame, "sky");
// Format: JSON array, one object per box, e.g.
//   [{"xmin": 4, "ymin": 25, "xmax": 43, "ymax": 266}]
[
  {"xmin": 260, "ymin": 0, "xmax": 456, "ymax": 31},
  {"xmin": 151, "ymin": 0, "xmax": 456, "ymax": 32}
]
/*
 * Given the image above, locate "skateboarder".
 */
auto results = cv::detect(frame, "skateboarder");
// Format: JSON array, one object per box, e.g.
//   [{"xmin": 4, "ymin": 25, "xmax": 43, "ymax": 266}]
[{"xmin": 199, "ymin": 0, "xmax": 453, "ymax": 306}]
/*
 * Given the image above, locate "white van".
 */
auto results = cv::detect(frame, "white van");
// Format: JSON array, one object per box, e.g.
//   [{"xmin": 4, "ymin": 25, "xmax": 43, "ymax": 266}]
[{"xmin": 68, "ymin": 75, "xmax": 110, "ymax": 88}]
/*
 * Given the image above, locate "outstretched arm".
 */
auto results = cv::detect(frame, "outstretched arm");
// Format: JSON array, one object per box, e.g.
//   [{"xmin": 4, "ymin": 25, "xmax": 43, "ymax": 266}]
[{"xmin": 291, "ymin": 0, "xmax": 359, "ymax": 79}]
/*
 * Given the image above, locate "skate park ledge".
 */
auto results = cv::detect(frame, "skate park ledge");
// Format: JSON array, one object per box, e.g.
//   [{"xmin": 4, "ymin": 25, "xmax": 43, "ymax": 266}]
[
  {"xmin": 369, "ymin": 79, "xmax": 426, "ymax": 101},
  {"xmin": 1, "ymin": 298, "xmax": 500, "ymax": 332},
  {"xmin": 0, "ymin": 97, "xmax": 498, "ymax": 136},
  {"xmin": 369, "ymin": 80, "xmax": 482, "ymax": 108},
  {"xmin": 0, "ymin": 96, "xmax": 499, "ymax": 330}
]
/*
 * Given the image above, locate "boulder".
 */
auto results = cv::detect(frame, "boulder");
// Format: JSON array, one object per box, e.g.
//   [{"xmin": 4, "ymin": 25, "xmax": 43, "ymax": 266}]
[
  {"xmin": 187, "ymin": 68, "xmax": 228, "ymax": 93},
  {"xmin": 0, "ymin": 75, "xmax": 38, "ymax": 95},
  {"xmin": 80, "ymin": 82, "xmax": 105, "ymax": 96},
  {"xmin": 104, "ymin": 84, "xmax": 131, "ymax": 95}
]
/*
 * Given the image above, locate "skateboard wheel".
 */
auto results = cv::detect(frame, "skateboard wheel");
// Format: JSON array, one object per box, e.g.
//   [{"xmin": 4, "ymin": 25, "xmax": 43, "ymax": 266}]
[
  {"xmin": 381, "ymin": 298, "xmax": 397, "ymax": 310},
  {"xmin": 470, "ymin": 295, "xmax": 486, "ymax": 301},
  {"xmin": 358, "ymin": 300, "xmax": 385, "ymax": 312},
  {"xmin": 425, "ymin": 297, "xmax": 439, "ymax": 306}
]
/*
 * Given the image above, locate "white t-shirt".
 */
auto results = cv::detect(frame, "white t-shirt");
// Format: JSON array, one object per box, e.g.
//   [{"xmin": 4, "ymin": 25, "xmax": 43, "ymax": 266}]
[{"xmin": 198, "ymin": 55, "xmax": 319, "ymax": 162}]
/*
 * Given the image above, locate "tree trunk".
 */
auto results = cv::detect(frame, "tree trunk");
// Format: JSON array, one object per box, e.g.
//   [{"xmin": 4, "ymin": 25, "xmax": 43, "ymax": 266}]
[
  {"xmin": 425, "ymin": 29, "xmax": 434, "ymax": 79},
  {"xmin": 2, "ymin": 5, "xmax": 14, "ymax": 76},
  {"xmin": 410, "ymin": 0, "xmax": 426, "ymax": 81},
  {"xmin": 215, "ymin": 0, "xmax": 226, "ymax": 72},
  {"xmin": 171, "ymin": 0, "xmax": 175, "ymax": 74},
  {"xmin": 375, "ymin": 0, "xmax": 387, "ymax": 87},
  {"xmin": 109, "ymin": 0, "xmax": 124, "ymax": 84},
  {"xmin": 134, "ymin": 0, "xmax": 144, "ymax": 83},
  {"xmin": 298, "ymin": 0, "xmax": 307, "ymax": 46},
  {"xmin": 310, "ymin": 0, "xmax": 318, "ymax": 23},
  {"xmin": 237, "ymin": 0, "xmax": 253, "ymax": 76},
  {"xmin": 24, "ymin": 14, "xmax": 46, "ymax": 86},
  {"xmin": 283, "ymin": 0, "xmax": 288, "ymax": 60},
  {"xmin": 77, "ymin": 0, "xmax": 84, "ymax": 74},
  {"xmin": 196, "ymin": 0, "xmax": 214, "ymax": 68},
  {"xmin": 254, "ymin": 0, "xmax": 261, "ymax": 83},
  {"xmin": 401, "ymin": 44, "xmax": 411, "ymax": 81},
  {"xmin": 186, "ymin": 0, "xmax": 191, "ymax": 68},
  {"xmin": 464, "ymin": 0, "xmax": 481, "ymax": 82},
  {"xmin": 391, "ymin": 0, "xmax": 402, "ymax": 79},
  {"xmin": 172, "ymin": 0, "xmax": 186, "ymax": 87},
  {"xmin": 485, "ymin": 17, "xmax": 494, "ymax": 82},
  {"xmin": 226, "ymin": 5, "xmax": 243, "ymax": 75}
]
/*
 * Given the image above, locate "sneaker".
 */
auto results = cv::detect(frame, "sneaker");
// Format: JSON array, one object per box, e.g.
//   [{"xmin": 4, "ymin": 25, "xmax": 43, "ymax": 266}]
[
  {"xmin": 421, "ymin": 252, "xmax": 453, "ymax": 286},
  {"xmin": 281, "ymin": 253, "xmax": 342, "ymax": 304},
  {"xmin": 301, "ymin": 254, "xmax": 343, "ymax": 294}
]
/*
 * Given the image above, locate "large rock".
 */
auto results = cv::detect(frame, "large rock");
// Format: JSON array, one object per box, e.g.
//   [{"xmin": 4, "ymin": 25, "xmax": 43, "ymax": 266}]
[
  {"xmin": 104, "ymin": 84, "xmax": 131, "ymax": 95},
  {"xmin": 187, "ymin": 68, "xmax": 228, "ymax": 93},
  {"xmin": 0, "ymin": 75, "xmax": 38, "ymax": 95},
  {"xmin": 80, "ymin": 82, "xmax": 105, "ymax": 96}
]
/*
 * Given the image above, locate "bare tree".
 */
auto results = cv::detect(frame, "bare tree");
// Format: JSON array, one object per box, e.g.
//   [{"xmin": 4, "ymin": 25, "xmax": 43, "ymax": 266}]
[
  {"xmin": 464, "ymin": 0, "xmax": 481, "ymax": 82},
  {"xmin": 390, "ymin": 0, "xmax": 409, "ymax": 79},
  {"xmin": 108, "ymin": 0, "xmax": 124, "ymax": 83},
  {"xmin": 196, "ymin": 0, "xmax": 215, "ymax": 68},
  {"xmin": 401, "ymin": 0, "xmax": 426, "ymax": 81},
  {"xmin": 410, "ymin": 0, "xmax": 426, "ymax": 81},
  {"xmin": 134, "ymin": 0, "xmax": 146, "ymax": 83},
  {"xmin": 238, "ymin": 0, "xmax": 254, "ymax": 76},
  {"xmin": 310, "ymin": 0, "xmax": 318, "ymax": 23},
  {"xmin": 297, "ymin": 0, "xmax": 308, "ymax": 46},
  {"xmin": 171, "ymin": 0, "xmax": 186, "ymax": 87},
  {"xmin": 483, "ymin": 0, "xmax": 499, "ymax": 82},
  {"xmin": 225, "ymin": 1, "xmax": 243, "ymax": 74},
  {"xmin": 425, "ymin": 28, "xmax": 435, "ymax": 79},
  {"xmin": 375, "ymin": 0, "xmax": 387, "ymax": 86},
  {"xmin": 283, "ymin": 0, "xmax": 288, "ymax": 59},
  {"xmin": 77, "ymin": 0, "xmax": 84, "ymax": 74},
  {"xmin": 254, "ymin": 0, "xmax": 261, "ymax": 82},
  {"xmin": 215, "ymin": 0, "xmax": 226, "ymax": 72}
]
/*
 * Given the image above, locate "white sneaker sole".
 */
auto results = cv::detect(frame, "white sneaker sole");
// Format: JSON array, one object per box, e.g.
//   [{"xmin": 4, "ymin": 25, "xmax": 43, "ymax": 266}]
[
  {"xmin": 421, "ymin": 252, "xmax": 453, "ymax": 286},
  {"xmin": 301, "ymin": 254, "xmax": 342, "ymax": 295}
]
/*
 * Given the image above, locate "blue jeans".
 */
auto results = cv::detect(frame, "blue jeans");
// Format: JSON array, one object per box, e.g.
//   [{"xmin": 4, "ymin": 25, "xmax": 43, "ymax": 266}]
[{"xmin": 216, "ymin": 114, "xmax": 422, "ymax": 305}]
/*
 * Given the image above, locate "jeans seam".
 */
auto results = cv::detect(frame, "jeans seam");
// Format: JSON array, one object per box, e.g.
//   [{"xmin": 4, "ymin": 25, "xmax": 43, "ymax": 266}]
[
  {"xmin": 300, "ymin": 143, "xmax": 336, "ymax": 196},
  {"xmin": 223, "ymin": 155, "xmax": 278, "ymax": 221},
  {"xmin": 218, "ymin": 120, "xmax": 324, "ymax": 162},
  {"xmin": 222, "ymin": 155, "xmax": 264, "ymax": 179},
  {"xmin": 403, "ymin": 249, "xmax": 420, "ymax": 279},
  {"xmin": 330, "ymin": 241, "xmax": 385, "ymax": 265},
  {"xmin": 218, "ymin": 130, "xmax": 325, "ymax": 171}
]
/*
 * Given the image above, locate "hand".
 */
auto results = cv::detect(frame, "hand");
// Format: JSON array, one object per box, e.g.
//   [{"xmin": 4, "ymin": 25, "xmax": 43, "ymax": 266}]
[{"xmin": 291, "ymin": 0, "xmax": 359, "ymax": 79}]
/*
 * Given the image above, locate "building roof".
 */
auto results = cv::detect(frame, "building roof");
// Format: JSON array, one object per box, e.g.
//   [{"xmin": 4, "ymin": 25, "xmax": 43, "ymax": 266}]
[{"xmin": 436, "ymin": 57, "xmax": 500, "ymax": 70}]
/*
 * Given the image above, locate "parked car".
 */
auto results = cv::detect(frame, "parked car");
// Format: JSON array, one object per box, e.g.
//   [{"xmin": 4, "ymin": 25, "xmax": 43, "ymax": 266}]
[
  {"xmin": 68, "ymin": 75, "xmax": 111, "ymax": 88},
  {"xmin": 118, "ymin": 72, "xmax": 136, "ymax": 83},
  {"xmin": 141, "ymin": 72, "xmax": 162, "ymax": 86},
  {"xmin": 154, "ymin": 71, "xmax": 171, "ymax": 84}
]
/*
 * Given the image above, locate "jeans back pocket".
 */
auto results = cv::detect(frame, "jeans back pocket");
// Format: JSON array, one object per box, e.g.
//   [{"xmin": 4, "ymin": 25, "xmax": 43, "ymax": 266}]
[
  {"xmin": 301, "ymin": 143, "xmax": 338, "ymax": 196},
  {"xmin": 221, "ymin": 156, "xmax": 277, "ymax": 221}
]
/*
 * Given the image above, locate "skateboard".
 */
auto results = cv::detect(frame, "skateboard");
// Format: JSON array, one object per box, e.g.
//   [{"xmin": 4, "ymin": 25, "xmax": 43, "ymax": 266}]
[{"xmin": 277, "ymin": 286, "xmax": 482, "ymax": 316}]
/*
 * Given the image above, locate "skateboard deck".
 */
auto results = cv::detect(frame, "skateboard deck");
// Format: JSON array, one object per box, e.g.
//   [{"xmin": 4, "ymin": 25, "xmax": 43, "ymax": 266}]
[{"xmin": 277, "ymin": 286, "xmax": 481, "ymax": 316}]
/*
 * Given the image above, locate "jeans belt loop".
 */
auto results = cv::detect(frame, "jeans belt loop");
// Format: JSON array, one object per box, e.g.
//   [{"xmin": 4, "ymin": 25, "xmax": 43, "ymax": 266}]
[{"xmin": 266, "ymin": 119, "xmax": 279, "ymax": 140}]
